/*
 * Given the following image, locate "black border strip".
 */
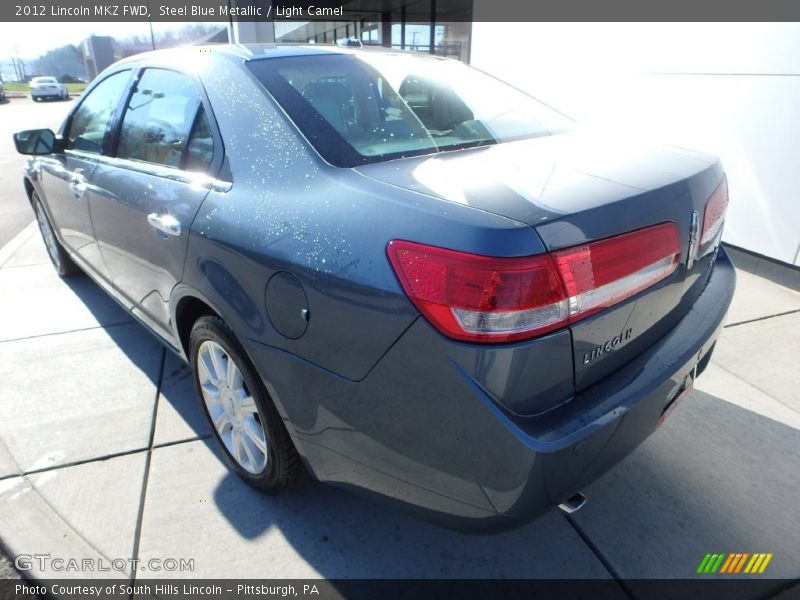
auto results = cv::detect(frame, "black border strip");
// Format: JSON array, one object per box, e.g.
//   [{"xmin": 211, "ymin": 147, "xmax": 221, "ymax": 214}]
[{"xmin": 5, "ymin": 0, "xmax": 800, "ymax": 23}]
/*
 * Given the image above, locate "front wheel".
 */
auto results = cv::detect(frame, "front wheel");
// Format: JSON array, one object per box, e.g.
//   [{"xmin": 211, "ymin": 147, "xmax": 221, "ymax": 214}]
[
  {"xmin": 190, "ymin": 316, "xmax": 307, "ymax": 493},
  {"xmin": 32, "ymin": 192, "xmax": 81, "ymax": 277}
]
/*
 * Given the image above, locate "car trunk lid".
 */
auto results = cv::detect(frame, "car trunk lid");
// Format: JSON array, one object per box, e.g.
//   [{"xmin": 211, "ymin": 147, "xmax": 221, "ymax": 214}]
[{"xmin": 356, "ymin": 131, "xmax": 726, "ymax": 390}]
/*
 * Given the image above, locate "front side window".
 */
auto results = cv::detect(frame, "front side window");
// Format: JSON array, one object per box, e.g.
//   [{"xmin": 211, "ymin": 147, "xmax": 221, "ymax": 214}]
[
  {"xmin": 116, "ymin": 69, "xmax": 209, "ymax": 169},
  {"xmin": 247, "ymin": 53, "xmax": 572, "ymax": 167},
  {"xmin": 66, "ymin": 70, "xmax": 131, "ymax": 154}
]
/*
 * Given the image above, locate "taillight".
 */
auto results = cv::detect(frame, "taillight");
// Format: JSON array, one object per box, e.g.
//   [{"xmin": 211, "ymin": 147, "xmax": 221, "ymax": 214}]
[
  {"xmin": 387, "ymin": 222, "xmax": 680, "ymax": 344},
  {"xmin": 699, "ymin": 176, "xmax": 729, "ymax": 250},
  {"xmin": 387, "ymin": 242, "xmax": 568, "ymax": 343},
  {"xmin": 552, "ymin": 223, "xmax": 681, "ymax": 322}
]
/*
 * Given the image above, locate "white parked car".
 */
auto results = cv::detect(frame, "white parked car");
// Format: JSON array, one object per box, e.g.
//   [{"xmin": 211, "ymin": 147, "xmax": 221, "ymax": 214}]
[{"xmin": 30, "ymin": 77, "xmax": 68, "ymax": 101}]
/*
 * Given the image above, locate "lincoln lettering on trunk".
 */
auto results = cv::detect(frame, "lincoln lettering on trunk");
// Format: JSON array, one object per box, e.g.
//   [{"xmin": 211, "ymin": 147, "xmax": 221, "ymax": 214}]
[{"xmin": 583, "ymin": 328, "xmax": 634, "ymax": 365}]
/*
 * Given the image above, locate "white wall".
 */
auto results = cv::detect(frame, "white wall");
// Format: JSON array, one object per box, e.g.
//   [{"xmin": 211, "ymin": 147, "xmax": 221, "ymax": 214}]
[{"xmin": 470, "ymin": 22, "xmax": 800, "ymax": 265}]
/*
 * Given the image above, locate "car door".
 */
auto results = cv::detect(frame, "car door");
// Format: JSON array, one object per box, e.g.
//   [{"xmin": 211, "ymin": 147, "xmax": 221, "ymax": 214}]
[
  {"xmin": 38, "ymin": 69, "xmax": 132, "ymax": 278},
  {"xmin": 89, "ymin": 67, "xmax": 219, "ymax": 341}
]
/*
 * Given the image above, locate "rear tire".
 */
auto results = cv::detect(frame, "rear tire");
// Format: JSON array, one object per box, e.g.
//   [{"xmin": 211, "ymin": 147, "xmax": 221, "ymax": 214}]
[
  {"xmin": 32, "ymin": 192, "xmax": 81, "ymax": 278},
  {"xmin": 190, "ymin": 315, "xmax": 307, "ymax": 493}
]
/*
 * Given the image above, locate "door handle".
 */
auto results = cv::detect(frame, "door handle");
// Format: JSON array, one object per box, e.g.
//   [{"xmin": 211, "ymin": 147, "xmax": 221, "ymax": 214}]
[
  {"xmin": 69, "ymin": 167, "xmax": 85, "ymax": 184},
  {"xmin": 69, "ymin": 178, "xmax": 88, "ymax": 199},
  {"xmin": 147, "ymin": 212, "xmax": 182, "ymax": 237}
]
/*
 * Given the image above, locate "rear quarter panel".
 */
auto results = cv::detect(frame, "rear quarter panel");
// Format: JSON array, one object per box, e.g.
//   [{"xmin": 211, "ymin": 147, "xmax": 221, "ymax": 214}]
[{"xmin": 181, "ymin": 56, "xmax": 545, "ymax": 382}]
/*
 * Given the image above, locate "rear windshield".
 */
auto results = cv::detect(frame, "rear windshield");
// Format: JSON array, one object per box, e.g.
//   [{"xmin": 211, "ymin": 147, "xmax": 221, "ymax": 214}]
[
  {"xmin": 247, "ymin": 53, "xmax": 572, "ymax": 167},
  {"xmin": 33, "ymin": 77, "xmax": 57, "ymax": 84}
]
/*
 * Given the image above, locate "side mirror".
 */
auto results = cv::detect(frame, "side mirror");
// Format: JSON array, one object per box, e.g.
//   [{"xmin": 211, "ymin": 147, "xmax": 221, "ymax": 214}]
[{"xmin": 13, "ymin": 129, "xmax": 63, "ymax": 155}]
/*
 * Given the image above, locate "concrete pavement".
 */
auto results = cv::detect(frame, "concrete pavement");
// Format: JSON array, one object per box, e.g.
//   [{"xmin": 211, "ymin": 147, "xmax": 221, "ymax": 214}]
[{"xmin": 0, "ymin": 229, "xmax": 798, "ymax": 594}]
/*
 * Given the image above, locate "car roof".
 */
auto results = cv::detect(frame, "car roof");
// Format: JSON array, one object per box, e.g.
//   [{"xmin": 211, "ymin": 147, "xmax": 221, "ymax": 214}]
[{"xmin": 113, "ymin": 43, "xmax": 444, "ymax": 69}]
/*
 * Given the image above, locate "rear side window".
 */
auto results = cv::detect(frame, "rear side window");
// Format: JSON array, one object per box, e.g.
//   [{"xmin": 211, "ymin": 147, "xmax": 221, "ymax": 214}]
[
  {"xmin": 116, "ymin": 69, "xmax": 212, "ymax": 170},
  {"xmin": 184, "ymin": 106, "xmax": 214, "ymax": 172},
  {"xmin": 66, "ymin": 70, "xmax": 131, "ymax": 154}
]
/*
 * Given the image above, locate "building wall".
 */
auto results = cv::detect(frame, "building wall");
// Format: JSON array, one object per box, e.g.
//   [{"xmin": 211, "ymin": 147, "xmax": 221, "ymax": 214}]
[
  {"xmin": 470, "ymin": 22, "xmax": 800, "ymax": 266},
  {"xmin": 82, "ymin": 36, "xmax": 114, "ymax": 80}
]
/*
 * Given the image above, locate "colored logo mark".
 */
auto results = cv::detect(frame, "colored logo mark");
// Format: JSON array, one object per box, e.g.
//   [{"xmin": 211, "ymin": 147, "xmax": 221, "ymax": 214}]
[{"xmin": 696, "ymin": 552, "xmax": 773, "ymax": 574}]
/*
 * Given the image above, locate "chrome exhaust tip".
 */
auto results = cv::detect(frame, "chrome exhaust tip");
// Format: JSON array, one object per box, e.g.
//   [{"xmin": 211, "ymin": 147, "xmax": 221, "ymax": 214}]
[{"xmin": 558, "ymin": 492, "xmax": 587, "ymax": 514}]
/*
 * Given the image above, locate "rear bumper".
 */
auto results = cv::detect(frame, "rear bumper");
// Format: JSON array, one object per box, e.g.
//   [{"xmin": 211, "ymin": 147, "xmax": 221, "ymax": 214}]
[
  {"xmin": 247, "ymin": 247, "xmax": 736, "ymax": 531},
  {"xmin": 30, "ymin": 91, "xmax": 63, "ymax": 99}
]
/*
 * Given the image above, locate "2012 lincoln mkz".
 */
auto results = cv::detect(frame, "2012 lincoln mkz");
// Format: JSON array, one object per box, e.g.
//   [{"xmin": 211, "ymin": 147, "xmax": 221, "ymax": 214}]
[{"xmin": 13, "ymin": 44, "xmax": 735, "ymax": 530}]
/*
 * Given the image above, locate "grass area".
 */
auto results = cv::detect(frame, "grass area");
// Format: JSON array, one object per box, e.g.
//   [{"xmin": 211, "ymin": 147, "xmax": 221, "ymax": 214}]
[{"xmin": 2, "ymin": 82, "xmax": 88, "ymax": 94}]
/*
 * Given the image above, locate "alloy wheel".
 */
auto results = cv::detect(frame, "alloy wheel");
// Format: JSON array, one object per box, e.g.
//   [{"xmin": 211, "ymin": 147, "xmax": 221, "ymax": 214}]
[{"xmin": 197, "ymin": 340, "xmax": 269, "ymax": 474}]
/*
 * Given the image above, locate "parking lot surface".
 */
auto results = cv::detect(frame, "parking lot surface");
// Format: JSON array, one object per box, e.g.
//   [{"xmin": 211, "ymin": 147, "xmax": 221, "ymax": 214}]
[{"xmin": 0, "ymin": 227, "xmax": 798, "ymax": 597}]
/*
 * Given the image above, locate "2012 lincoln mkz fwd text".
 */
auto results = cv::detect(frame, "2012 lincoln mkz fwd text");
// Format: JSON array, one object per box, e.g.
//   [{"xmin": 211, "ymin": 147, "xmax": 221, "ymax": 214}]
[{"xmin": 14, "ymin": 44, "xmax": 735, "ymax": 530}]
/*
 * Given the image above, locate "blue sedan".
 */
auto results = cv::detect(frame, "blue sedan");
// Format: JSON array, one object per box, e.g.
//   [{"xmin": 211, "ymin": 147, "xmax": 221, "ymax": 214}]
[{"xmin": 13, "ymin": 45, "xmax": 735, "ymax": 530}]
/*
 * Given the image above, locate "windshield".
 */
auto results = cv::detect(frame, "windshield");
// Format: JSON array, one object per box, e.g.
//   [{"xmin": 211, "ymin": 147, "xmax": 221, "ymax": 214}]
[
  {"xmin": 33, "ymin": 77, "xmax": 57, "ymax": 84},
  {"xmin": 247, "ymin": 53, "xmax": 572, "ymax": 167}
]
